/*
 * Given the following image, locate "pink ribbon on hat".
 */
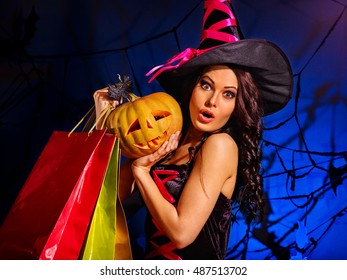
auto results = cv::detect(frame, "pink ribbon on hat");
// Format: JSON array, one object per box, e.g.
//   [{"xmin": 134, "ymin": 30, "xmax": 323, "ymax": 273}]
[
  {"xmin": 201, "ymin": 19, "xmax": 239, "ymax": 44},
  {"xmin": 146, "ymin": 0, "xmax": 238, "ymax": 83},
  {"xmin": 146, "ymin": 47, "xmax": 209, "ymax": 83},
  {"xmin": 203, "ymin": 0, "xmax": 235, "ymax": 24},
  {"xmin": 201, "ymin": 0, "xmax": 238, "ymax": 44}
]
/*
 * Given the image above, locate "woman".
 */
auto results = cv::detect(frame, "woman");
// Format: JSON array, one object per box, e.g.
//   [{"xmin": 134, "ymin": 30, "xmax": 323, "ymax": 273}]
[{"xmin": 94, "ymin": 0, "xmax": 293, "ymax": 259}]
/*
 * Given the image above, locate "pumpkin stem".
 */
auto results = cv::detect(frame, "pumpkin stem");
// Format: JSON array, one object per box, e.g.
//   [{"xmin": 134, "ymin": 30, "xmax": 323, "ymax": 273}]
[
  {"xmin": 108, "ymin": 75, "xmax": 137, "ymax": 102},
  {"xmin": 127, "ymin": 93, "xmax": 139, "ymax": 102}
]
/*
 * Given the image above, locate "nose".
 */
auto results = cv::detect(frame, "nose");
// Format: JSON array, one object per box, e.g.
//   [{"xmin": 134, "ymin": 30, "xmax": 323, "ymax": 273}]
[{"xmin": 206, "ymin": 93, "xmax": 217, "ymax": 107}]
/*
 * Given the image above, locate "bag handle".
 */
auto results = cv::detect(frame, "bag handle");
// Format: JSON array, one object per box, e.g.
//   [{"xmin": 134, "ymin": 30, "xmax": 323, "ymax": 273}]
[{"xmin": 68, "ymin": 104, "xmax": 113, "ymax": 137}]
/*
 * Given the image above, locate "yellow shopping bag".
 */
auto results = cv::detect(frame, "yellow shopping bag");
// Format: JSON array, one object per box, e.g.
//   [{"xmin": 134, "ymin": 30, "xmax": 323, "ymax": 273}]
[{"xmin": 81, "ymin": 138, "xmax": 132, "ymax": 260}]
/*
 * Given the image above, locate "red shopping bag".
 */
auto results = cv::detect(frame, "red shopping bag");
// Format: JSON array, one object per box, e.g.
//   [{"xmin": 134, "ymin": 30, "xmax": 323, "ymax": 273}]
[
  {"xmin": 81, "ymin": 138, "xmax": 132, "ymax": 260},
  {"xmin": 0, "ymin": 130, "xmax": 116, "ymax": 260}
]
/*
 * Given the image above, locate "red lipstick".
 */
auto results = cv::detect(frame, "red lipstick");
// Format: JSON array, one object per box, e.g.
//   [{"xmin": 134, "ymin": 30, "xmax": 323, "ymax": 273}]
[{"xmin": 198, "ymin": 109, "xmax": 215, "ymax": 123}]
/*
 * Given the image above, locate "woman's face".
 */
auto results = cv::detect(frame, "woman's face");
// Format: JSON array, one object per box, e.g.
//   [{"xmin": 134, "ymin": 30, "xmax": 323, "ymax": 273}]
[{"xmin": 189, "ymin": 65, "xmax": 238, "ymax": 133}]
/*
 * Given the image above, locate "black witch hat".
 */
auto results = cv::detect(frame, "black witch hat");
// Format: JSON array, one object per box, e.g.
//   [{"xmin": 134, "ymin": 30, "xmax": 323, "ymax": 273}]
[{"xmin": 147, "ymin": 0, "xmax": 293, "ymax": 115}]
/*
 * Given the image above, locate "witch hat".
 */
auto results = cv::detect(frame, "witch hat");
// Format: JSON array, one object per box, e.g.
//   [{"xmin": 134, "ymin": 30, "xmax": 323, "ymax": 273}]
[{"xmin": 146, "ymin": 0, "xmax": 293, "ymax": 115}]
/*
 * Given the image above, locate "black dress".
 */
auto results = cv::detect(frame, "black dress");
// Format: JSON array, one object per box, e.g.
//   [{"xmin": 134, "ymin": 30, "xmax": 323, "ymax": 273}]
[{"xmin": 144, "ymin": 142, "xmax": 233, "ymax": 260}]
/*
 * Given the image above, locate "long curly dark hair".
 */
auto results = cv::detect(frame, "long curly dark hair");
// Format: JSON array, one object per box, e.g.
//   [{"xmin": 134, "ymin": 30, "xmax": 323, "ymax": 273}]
[
  {"xmin": 226, "ymin": 68, "xmax": 264, "ymax": 224},
  {"xmin": 178, "ymin": 65, "xmax": 264, "ymax": 224}
]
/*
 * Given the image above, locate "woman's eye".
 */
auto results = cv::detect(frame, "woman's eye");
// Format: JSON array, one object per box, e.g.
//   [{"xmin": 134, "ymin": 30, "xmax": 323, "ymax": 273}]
[
  {"xmin": 224, "ymin": 91, "xmax": 236, "ymax": 99},
  {"xmin": 200, "ymin": 80, "xmax": 211, "ymax": 91}
]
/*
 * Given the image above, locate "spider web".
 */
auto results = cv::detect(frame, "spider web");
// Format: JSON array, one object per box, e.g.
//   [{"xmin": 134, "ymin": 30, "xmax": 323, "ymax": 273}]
[{"xmin": 0, "ymin": 0, "xmax": 346, "ymax": 259}]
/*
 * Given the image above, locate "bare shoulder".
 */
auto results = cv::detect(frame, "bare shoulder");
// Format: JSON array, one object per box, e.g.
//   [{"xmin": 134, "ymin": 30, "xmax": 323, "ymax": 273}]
[
  {"xmin": 203, "ymin": 133, "xmax": 238, "ymax": 157},
  {"xmin": 195, "ymin": 133, "xmax": 238, "ymax": 192},
  {"xmin": 198, "ymin": 133, "xmax": 238, "ymax": 172}
]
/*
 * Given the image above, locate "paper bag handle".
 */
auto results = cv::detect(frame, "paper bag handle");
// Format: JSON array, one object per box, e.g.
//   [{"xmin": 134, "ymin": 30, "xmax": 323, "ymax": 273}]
[{"xmin": 68, "ymin": 104, "xmax": 113, "ymax": 137}]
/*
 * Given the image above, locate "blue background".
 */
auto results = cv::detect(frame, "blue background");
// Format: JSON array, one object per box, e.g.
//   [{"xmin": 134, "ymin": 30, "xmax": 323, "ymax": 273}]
[{"xmin": 1, "ymin": 0, "xmax": 346, "ymax": 259}]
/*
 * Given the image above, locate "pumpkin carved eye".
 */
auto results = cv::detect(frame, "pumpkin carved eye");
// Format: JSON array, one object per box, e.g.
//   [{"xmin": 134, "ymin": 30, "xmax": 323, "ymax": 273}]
[
  {"xmin": 126, "ymin": 110, "xmax": 171, "ymax": 135},
  {"xmin": 127, "ymin": 119, "xmax": 142, "ymax": 134},
  {"xmin": 152, "ymin": 110, "xmax": 171, "ymax": 121}
]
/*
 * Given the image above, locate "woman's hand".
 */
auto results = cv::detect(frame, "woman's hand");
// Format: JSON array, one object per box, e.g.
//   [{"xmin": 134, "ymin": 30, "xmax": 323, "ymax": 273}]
[
  {"xmin": 93, "ymin": 87, "xmax": 120, "ymax": 129},
  {"xmin": 132, "ymin": 131, "xmax": 181, "ymax": 174}
]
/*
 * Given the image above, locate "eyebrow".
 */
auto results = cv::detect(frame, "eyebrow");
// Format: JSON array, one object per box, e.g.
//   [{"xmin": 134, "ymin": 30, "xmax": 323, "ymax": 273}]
[{"xmin": 201, "ymin": 75, "xmax": 238, "ymax": 90}]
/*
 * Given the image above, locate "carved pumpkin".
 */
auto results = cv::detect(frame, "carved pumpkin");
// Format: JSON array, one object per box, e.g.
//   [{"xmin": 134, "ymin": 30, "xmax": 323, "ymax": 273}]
[{"xmin": 106, "ymin": 91, "xmax": 183, "ymax": 158}]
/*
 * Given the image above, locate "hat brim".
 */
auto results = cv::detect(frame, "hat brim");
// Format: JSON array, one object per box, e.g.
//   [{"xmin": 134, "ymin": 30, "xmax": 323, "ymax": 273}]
[{"xmin": 156, "ymin": 39, "xmax": 293, "ymax": 115}]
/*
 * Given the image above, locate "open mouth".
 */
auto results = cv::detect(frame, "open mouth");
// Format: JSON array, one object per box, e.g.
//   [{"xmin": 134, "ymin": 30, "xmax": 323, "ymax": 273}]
[
  {"xmin": 201, "ymin": 109, "xmax": 215, "ymax": 118},
  {"xmin": 202, "ymin": 111, "xmax": 213, "ymax": 118},
  {"xmin": 199, "ymin": 109, "xmax": 215, "ymax": 122}
]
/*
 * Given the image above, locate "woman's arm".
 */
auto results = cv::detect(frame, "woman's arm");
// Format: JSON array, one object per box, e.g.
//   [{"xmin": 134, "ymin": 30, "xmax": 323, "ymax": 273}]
[
  {"xmin": 132, "ymin": 132, "xmax": 238, "ymax": 249},
  {"xmin": 93, "ymin": 88, "xmax": 136, "ymax": 199},
  {"xmin": 93, "ymin": 87, "xmax": 118, "ymax": 129}
]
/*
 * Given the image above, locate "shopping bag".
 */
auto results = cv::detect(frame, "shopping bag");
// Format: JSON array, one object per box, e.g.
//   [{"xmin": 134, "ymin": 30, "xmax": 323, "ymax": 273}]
[
  {"xmin": 0, "ymin": 129, "xmax": 116, "ymax": 259},
  {"xmin": 81, "ymin": 138, "xmax": 132, "ymax": 260}
]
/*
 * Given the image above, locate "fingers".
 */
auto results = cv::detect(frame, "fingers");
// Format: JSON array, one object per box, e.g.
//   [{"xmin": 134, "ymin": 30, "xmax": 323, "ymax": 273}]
[
  {"xmin": 94, "ymin": 88, "xmax": 115, "ymax": 105},
  {"xmin": 93, "ymin": 87, "xmax": 108, "ymax": 101},
  {"xmin": 155, "ymin": 131, "xmax": 181, "ymax": 158},
  {"xmin": 93, "ymin": 88, "xmax": 120, "ymax": 126},
  {"xmin": 165, "ymin": 131, "xmax": 181, "ymax": 153},
  {"xmin": 132, "ymin": 131, "xmax": 181, "ymax": 173}
]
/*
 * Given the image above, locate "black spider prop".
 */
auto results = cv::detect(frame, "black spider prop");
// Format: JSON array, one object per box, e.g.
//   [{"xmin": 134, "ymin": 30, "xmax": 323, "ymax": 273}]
[{"xmin": 108, "ymin": 75, "xmax": 134, "ymax": 102}]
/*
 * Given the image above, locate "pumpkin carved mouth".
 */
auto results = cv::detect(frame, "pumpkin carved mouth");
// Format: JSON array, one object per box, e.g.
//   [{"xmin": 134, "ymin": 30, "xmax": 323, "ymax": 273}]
[
  {"xmin": 133, "ymin": 130, "xmax": 168, "ymax": 150},
  {"xmin": 125, "ymin": 110, "xmax": 171, "ymax": 150},
  {"xmin": 125, "ymin": 110, "xmax": 171, "ymax": 135}
]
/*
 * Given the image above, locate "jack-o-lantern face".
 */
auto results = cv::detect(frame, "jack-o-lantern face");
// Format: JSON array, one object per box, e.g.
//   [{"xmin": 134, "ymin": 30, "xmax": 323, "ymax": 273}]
[{"xmin": 106, "ymin": 92, "xmax": 183, "ymax": 158}]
